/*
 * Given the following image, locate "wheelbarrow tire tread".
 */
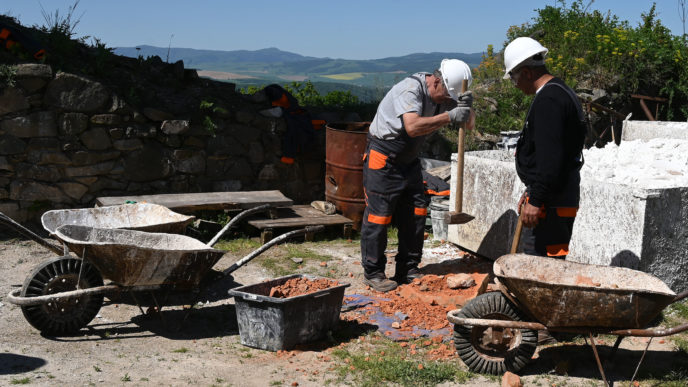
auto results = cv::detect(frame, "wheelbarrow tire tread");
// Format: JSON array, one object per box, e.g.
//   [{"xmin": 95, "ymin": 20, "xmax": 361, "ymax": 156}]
[
  {"xmin": 20, "ymin": 256, "xmax": 104, "ymax": 336},
  {"xmin": 453, "ymin": 291, "xmax": 536, "ymax": 375}
]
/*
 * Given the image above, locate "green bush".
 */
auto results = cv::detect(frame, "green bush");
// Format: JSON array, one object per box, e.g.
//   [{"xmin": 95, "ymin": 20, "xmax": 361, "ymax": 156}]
[
  {"xmin": 472, "ymin": 1, "xmax": 688, "ymax": 138},
  {"xmin": 505, "ymin": 1, "xmax": 688, "ymax": 120}
]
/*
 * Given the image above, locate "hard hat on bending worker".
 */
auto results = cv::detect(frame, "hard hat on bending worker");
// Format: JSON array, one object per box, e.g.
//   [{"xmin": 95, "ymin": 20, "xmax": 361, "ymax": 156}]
[
  {"xmin": 502, "ymin": 37, "xmax": 549, "ymax": 80},
  {"xmin": 439, "ymin": 59, "xmax": 473, "ymax": 101}
]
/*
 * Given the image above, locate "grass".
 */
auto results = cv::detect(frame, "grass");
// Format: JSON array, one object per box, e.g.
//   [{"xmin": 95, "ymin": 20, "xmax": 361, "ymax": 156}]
[
  {"xmin": 10, "ymin": 378, "xmax": 30, "ymax": 385},
  {"xmin": 172, "ymin": 347, "xmax": 189, "ymax": 353},
  {"xmin": 214, "ymin": 238, "xmax": 262, "ymax": 253},
  {"xmin": 256, "ymin": 242, "xmax": 335, "ymax": 277},
  {"xmin": 331, "ymin": 337, "xmax": 473, "ymax": 387},
  {"xmin": 322, "ymin": 72, "xmax": 364, "ymax": 81}
]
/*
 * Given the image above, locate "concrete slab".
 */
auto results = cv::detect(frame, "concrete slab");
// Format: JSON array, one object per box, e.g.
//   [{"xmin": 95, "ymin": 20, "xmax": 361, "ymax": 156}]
[
  {"xmin": 622, "ymin": 120, "xmax": 688, "ymax": 141},
  {"xmin": 447, "ymin": 143, "xmax": 688, "ymax": 293}
]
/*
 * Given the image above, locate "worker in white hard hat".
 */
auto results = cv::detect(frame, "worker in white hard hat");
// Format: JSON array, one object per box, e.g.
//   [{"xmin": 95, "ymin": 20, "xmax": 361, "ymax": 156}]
[
  {"xmin": 505, "ymin": 37, "xmax": 587, "ymax": 258},
  {"xmin": 360, "ymin": 59, "xmax": 474, "ymax": 292}
]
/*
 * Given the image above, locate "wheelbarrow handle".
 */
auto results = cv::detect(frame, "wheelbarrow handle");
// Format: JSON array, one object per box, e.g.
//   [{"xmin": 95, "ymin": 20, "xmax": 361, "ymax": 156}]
[
  {"xmin": 0, "ymin": 211, "xmax": 64, "ymax": 255},
  {"xmin": 206, "ymin": 204, "xmax": 272, "ymax": 247},
  {"xmin": 222, "ymin": 225, "xmax": 325, "ymax": 276},
  {"xmin": 674, "ymin": 289, "xmax": 688, "ymax": 303}
]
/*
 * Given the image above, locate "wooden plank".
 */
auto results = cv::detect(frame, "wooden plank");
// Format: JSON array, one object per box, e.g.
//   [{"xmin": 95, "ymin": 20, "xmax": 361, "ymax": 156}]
[
  {"xmin": 248, "ymin": 205, "xmax": 353, "ymax": 229},
  {"xmin": 95, "ymin": 191, "xmax": 293, "ymax": 213}
]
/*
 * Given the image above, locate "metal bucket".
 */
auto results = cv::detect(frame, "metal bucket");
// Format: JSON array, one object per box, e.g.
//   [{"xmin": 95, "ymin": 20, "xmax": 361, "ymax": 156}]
[{"xmin": 325, "ymin": 122, "xmax": 369, "ymax": 230}]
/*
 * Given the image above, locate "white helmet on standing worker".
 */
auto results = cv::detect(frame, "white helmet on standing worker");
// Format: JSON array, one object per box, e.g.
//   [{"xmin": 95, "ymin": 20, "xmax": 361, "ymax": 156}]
[
  {"xmin": 503, "ymin": 37, "xmax": 549, "ymax": 79},
  {"xmin": 439, "ymin": 59, "xmax": 472, "ymax": 101}
]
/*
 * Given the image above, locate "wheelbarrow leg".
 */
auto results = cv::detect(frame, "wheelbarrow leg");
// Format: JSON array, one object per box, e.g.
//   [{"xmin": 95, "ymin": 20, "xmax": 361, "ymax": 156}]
[
  {"xmin": 629, "ymin": 337, "xmax": 653, "ymax": 385},
  {"xmin": 588, "ymin": 333, "xmax": 610, "ymax": 387}
]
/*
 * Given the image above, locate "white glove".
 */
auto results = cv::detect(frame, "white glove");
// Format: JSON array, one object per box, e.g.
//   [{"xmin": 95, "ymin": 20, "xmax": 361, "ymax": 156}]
[
  {"xmin": 456, "ymin": 91, "xmax": 473, "ymax": 108},
  {"xmin": 448, "ymin": 106, "xmax": 471, "ymax": 124}
]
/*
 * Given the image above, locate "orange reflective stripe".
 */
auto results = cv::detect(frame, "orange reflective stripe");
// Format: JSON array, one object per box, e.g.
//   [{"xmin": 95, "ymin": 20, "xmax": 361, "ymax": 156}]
[
  {"xmin": 368, "ymin": 213, "xmax": 392, "ymax": 225},
  {"xmin": 414, "ymin": 207, "xmax": 427, "ymax": 216},
  {"xmin": 556, "ymin": 207, "xmax": 578, "ymax": 217},
  {"xmin": 546, "ymin": 243, "xmax": 569, "ymax": 257},
  {"xmin": 280, "ymin": 156, "xmax": 295, "ymax": 164},
  {"xmin": 33, "ymin": 49, "xmax": 46, "ymax": 60},
  {"xmin": 0, "ymin": 29, "xmax": 10, "ymax": 40},
  {"xmin": 272, "ymin": 94, "xmax": 290, "ymax": 108},
  {"xmin": 425, "ymin": 189, "xmax": 450, "ymax": 196},
  {"xmin": 362, "ymin": 152, "xmax": 367, "ymax": 161},
  {"xmin": 368, "ymin": 149, "xmax": 388, "ymax": 170}
]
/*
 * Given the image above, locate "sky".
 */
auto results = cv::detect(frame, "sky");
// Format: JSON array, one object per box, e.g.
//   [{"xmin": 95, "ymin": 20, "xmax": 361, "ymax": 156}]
[{"xmin": 1, "ymin": 1, "xmax": 685, "ymax": 60}]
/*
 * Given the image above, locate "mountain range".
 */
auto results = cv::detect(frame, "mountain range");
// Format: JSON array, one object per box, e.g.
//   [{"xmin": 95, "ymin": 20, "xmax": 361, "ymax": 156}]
[{"xmin": 114, "ymin": 45, "xmax": 484, "ymax": 101}]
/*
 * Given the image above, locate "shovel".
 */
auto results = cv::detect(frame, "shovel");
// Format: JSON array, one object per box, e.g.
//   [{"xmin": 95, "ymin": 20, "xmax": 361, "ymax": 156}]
[{"xmin": 444, "ymin": 79, "xmax": 474, "ymax": 225}]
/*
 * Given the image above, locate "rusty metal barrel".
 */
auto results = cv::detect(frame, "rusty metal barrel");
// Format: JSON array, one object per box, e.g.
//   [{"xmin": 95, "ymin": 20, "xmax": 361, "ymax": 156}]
[{"xmin": 325, "ymin": 122, "xmax": 369, "ymax": 230}]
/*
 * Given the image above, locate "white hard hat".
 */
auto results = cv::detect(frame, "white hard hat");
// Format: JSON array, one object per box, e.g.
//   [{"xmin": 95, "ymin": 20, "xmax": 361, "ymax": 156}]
[
  {"xmin": 439, "ymin": 59, "xmax": 472, "ymax": 101},
  {"xmin": 502, "ymin": 37, "xmax": 549, "ymax": 79}
]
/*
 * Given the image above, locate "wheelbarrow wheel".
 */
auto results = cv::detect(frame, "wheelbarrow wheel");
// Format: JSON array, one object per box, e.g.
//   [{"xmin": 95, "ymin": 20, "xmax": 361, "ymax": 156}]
[
  {"xmin": 20, "ymin": 256, "xmax": 104, "ymax": 335},
  {"xmin": 453, "ymin": 291, "xmax": 537, "ymax": 375}
]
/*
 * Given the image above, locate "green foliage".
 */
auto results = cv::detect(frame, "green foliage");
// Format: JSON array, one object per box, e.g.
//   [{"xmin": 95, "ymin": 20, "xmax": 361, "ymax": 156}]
[
  {"xmin": 284, "ymin": 80, "xmax": 361, "ymax": 109},
  {"xmin": 474, "ymin": 1, "xmax": 688, "ymax": 137},
  {"xmin": 10, "ymin": 378, "xmax": 31, "ymax": 385},
  {"xmin": 473, "ymin": 44, "xmax": 533, "ymax": 136},
  {"xmin": 332, "ymin": 345, "xmax": 472, "ymax": 386},
  {"xmin": 38, "ymin": 0, "xmax": 86, "ymax": 70},
  {"xmin": 0, "ymin": 64, "xmax": 17, "ymax": 88},
  {"xmin": 199, "ymin": 99, "xmax": 227, "ymax": 136},
  {"xmin": 505, "ymin": 0, "xmax": 688, "ymax": 120}
]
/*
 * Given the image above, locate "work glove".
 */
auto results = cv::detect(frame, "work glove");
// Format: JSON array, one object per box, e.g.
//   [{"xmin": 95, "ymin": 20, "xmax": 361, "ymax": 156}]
[
  {"xmin": 447, "ymin": 91, "xmax": 473, "ymax": 124},
  {"xmin": 456, "ymin": 91, "xmax": 473, "ymax": 108}
]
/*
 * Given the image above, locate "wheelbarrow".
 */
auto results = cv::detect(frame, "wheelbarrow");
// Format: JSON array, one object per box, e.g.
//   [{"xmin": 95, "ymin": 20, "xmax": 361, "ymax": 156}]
[
  {"xmin": 447, "ymin": 253, "xmax": 688, "ymax": 385},
  {"xmin": 3, "ymin": 204, "xmax": 324, "ymax": 336}
]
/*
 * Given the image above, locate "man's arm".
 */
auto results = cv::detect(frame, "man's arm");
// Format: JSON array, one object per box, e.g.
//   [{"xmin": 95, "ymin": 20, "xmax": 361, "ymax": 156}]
[{"xmin": 402, "ymin": 112, "xmax": 451, "ymax": 138}]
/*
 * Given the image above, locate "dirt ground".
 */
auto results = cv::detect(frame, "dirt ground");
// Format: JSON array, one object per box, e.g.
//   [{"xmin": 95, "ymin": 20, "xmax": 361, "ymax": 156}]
[{"xmin": 0, "ymin": 227, "xmax": 687, "ymax": 386}]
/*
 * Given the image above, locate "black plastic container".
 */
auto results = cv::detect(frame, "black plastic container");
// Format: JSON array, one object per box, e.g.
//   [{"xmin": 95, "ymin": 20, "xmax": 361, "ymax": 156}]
[{"xmin": 228, "ymin": 274, "xmax": 350, "ymax": 351}]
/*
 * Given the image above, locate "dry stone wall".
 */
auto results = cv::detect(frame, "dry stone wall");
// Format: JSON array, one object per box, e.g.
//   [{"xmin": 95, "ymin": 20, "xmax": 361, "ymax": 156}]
[{"xmin": 0, "ymin": 63, "xmax": 326, "ymax": 223}]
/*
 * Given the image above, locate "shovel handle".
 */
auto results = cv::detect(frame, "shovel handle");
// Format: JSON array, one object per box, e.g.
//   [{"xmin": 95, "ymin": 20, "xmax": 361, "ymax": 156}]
[
  {"xmin": 510, "ymin": 205, "xmax": 524, "ymax": 254},
  {"xmin": 454, "ymin": 79, "xmax": 469, "ymax": 213}
]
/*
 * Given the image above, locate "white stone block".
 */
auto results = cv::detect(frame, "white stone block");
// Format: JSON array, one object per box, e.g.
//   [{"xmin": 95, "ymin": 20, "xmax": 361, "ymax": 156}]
[{"xmin": 448, "ymin": 146, "xmax": 688, "ymax": 293}]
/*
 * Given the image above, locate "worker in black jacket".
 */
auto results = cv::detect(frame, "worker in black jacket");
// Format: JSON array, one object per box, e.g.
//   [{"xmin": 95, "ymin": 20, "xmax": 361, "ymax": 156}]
[{"xmin": 503, "ymin": 37, "xmax": 586, "ymax": 258}]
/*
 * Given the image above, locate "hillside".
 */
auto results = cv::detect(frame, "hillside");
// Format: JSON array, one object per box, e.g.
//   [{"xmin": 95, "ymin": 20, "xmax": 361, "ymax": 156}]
[{"xmin": 114, "ymin": 45, "xmax": 483, "ymax": 96}]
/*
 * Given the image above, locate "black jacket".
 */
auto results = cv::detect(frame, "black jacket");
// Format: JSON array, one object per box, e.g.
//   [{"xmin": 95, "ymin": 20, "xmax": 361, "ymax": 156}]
[{"xmin": 515, "ymin": 78, "xmax": 586, "ymax": 208}]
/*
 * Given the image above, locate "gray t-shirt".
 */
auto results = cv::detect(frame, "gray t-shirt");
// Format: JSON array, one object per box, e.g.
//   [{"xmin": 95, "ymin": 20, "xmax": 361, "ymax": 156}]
[{"xmin": 369, "ymin": 73, "xmax": 446, "ymax": 140}]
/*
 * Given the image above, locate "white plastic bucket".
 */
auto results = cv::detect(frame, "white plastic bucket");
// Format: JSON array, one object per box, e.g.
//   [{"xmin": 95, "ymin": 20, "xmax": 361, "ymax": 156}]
[{"xmin": 429, "ymin": 199, "xmax": 449, "ymax": 241}]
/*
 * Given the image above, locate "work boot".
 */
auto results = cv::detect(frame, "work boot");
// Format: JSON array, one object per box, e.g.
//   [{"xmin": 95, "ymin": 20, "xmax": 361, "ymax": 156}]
[
  {"xmin": 363, "ymin": 273, "xmax": 398, "ymax": 292},
  {"xmin": 392, "ymin": 267, "xmax": 424, "ymax": 284}
]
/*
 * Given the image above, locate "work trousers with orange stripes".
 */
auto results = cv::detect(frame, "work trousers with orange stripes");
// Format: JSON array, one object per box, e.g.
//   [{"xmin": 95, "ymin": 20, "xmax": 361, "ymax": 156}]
[
  {"xmin": 522, "ymin": 205, "xmax": 577, "ymax": 258},
  {"xmin": 360, "ymin": 146, "xmax": 429, "ymax": 279}
]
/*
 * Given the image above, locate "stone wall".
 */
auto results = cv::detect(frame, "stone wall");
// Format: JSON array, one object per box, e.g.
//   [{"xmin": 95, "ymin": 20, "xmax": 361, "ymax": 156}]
[{"xmin": 0, "ymin": 63, "xmax": 327, "ymax": 223}]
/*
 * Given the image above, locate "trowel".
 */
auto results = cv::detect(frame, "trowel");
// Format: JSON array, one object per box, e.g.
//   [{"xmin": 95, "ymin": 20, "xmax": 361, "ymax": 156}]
[{"xmin": 444, "ymin": 79, "xmax": 474, "ymax": 225}]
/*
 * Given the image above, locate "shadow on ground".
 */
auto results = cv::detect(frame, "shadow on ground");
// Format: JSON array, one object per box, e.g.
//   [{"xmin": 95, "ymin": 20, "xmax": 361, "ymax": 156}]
[{"xmin": 0, "ymin": 354, "xmax": 47, "ymax": 375}]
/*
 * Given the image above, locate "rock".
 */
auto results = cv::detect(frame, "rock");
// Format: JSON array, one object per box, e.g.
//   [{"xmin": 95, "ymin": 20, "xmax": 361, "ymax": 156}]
[
  {"xmin": 143, "ymin": 107, "xmax": 174, "ymax": 121},
  {"xmin": 212, "ymin": 180, "xmax": 241, "ymax": 192},
  {"xmin": 391, "ymin": 322, "xmax": 401, "ymax": 329},
  {"xmin": 0, "ymin": 87, "xmax": 29, "ymax": 116},
  {"xmin": 446, "ymin": 274, "xmax": 476, "ymax": 289},
  {"xmin": 80, "ymin": 128, "xmax": 112, "ymax": 150},
  {"xmin": 1, "ymin": 111, "xmax": 57, "ymax": 137},
  {"xmin": 172, "ymin": 149, "xmax": 206, "ymax": 174},
  {"xmin": 311, "ymin": 200, "xmax": 336, "ymax": 215},
  {"xmin": 16, "ymin": 163, "xmax": 60, "ymax": 182},
  {"xmin": 29, "ymin": 150, "xmax": 71, "ymax": 165},
  {"xmin": 27, "ymin": 137, "xmax": 60, "ymax": 152},
  {"xmin": 123, "ymin": 143, "xmax": 172, "ymax": 182},
  {"xmin": 15, "ymin": 63, "xmax": 52, "ymax": 92},
  {"xmin": 44, "ymin": 72, "xmax": 109, "ymax": 112},
  {"xmin": 112, "ymin": 139, "xmax": 143, "ymax": 151},
  {"xmin": 63, "ymin": 161, "xmax": 115, "ymax": 177},
  {"xmin": 58, "ymin": 112, "xmax": 89, "ymax": 136},
  {"xmin": 161, "ymin": 120, "xmax": 190, "ymax": 135},
  {"xmin": 0, "ymin": 157, "xmax": 12, "ymax": 171},
  {"xmin": 90, "ymin": 114, "xmax": 122, "ymax": 126},
  {"xmin": 71, "ymin": 150, "xmax": 120, "ymax": 166},
  {"xmin": 501, "ymin": 371, "xmax": 522, "ymax": 387},
  {"xmin": 291, "ymin": 258, "xmax": 303, "ymax": 264},
  {"xmin": 10, "ymin": 181, "xmax": 70, "ymax": 202},
  {"xmin": 57, "ymin": 182, "xmax": 88, "ymax": 200},
  {"xmin": 0, "ymin": 135, "xmax": 26, "ymax": 155},
  {"xmin": 248, "ymin": 141, "xmax": 264, "ymax": 164}
]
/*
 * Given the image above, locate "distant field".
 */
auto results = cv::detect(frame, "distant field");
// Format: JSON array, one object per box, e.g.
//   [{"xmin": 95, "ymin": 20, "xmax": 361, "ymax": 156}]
[
  {"xmin": 197, "ymin": 70, "xmax": 257, "ymax": 80},
  {"xmin": 322, "ymin": 72, "xmax": 365, "ymax": 81}
]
